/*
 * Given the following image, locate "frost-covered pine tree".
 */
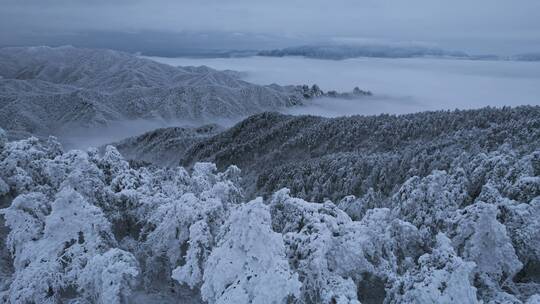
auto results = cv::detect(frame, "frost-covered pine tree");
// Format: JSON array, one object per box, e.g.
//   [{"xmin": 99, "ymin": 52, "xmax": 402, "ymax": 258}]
[
  {"xmin": 388, "ymin": 233, "xmax": 479, "ymax": 304},
  {"xmin": 449, "ymin": 201, "xmax": 523, "ymax": 301},
  {"xmin": 140, "ymin": 163, "xmax": 243, "ymax": 289},
  {"xmin": 199, "ymin": 199, "xmax": 301, "ymax": 304},
  {"xmin": 2, "ymin": 187, "xmax": 138, "ymax": 303},
  {"xmin": 77, "ymin": 248, "xmax": 139, "ymax": 304},
  {"xmin": 392, "ymin": 170, "xmax": 469, "ymax": 242}
]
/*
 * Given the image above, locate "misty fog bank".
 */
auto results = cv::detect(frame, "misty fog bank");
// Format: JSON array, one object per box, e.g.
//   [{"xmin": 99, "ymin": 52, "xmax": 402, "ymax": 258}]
[
  {"xmin": 58, "ymin": 117, "xmax": 242, "ymax": 150},
  {"xmin": 148, "ymin": 55, "xmax": 540, "ymax": 117},
  {"xmin": 48, "ymin": 55, "xmax": 540, "ymax": 149}
]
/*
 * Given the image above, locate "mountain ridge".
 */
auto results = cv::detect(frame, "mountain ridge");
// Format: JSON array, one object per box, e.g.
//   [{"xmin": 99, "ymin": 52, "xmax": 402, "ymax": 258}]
[
  {"xmin": 181, "ymin": 106, "xmax": 540, "ymax": 200},
  {"xmin": 0, "ymin": 46, "xmax": 369, "ymax": 138}
]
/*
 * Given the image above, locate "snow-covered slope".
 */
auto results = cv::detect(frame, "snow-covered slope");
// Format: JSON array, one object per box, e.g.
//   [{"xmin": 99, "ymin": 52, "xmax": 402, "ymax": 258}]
[
  {"xmin": 0, "ymin": 46, "xmax": 248, "ymax": 91},
  {"xmin": 182, "ymin": 106, "xmax": 540, "ymax": 200},
  {"xmin": 1, "ymin": 125, "xmax": 539, "ymax": 303},
  {"xmin": 109, "ymin": 124, "xmax": 223, "ymax": 167},
  {"xmin": 0, "ymin": 46, "xmax": 313, "ymax": 135}
]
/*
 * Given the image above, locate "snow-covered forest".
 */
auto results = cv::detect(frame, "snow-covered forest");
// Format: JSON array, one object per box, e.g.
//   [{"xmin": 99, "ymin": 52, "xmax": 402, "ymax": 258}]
[
  {"xmin": 1, "ymin": 102, "xmax": 539, "ymax": 303},
  {"xmin": 2, "ymin": 0, "xmax": 540, "ymax": 301},
  {"xmin": 182, "ymin": 107, "xmax": 540, "ymax": 201}
]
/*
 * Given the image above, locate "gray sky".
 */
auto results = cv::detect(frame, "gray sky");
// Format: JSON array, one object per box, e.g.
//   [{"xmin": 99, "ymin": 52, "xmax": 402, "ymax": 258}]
[{"xmin": 1, "ymin": 0, "xmax": 540, "ymax": 54}]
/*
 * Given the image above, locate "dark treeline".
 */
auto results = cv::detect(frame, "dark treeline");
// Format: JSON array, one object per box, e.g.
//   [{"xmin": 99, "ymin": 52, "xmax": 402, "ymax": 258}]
[{"xmin": 183, "ymin": 106, "xmax": 540, "ymax": 201}]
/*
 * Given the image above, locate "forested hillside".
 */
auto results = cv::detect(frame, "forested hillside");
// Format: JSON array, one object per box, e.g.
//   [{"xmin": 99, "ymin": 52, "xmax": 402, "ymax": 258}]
[
  {"xmin": 183, "ymin": 106, "xmax": 540, "ymax": 202},
  {"xmin": 0, "ymin": 119, "xmax": 539, "ymax": 303},
  {"xmin": 110, "ymin": 124, "xmax": 223, "ymax": 167},
  {"xmin": 0, "ymin": 47, "xmax": 334, "ymax": 136}
]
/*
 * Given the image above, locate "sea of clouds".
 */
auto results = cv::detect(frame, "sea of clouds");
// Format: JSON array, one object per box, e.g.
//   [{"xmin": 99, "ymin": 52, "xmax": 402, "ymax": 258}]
[{"xmin": 148, "ymin": 55, "xmax": 540, "ymax": 117}]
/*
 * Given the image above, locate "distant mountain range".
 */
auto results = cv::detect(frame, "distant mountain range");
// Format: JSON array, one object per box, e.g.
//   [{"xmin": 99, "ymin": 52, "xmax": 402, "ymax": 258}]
[
  {"xmin": 0, "ymin": 46, "xmax": 364, "ymax": 137},
  {"xmin": 4, "ymin": 30, "xmax": 538, "ymax": 61},
  {"xmin": 150, "ymin": 44, "xmax": 540, "ymax": 62},
  {"xmin": 258, "ymin": 44, "xmax": 470, "ymax": 60},
  {"xmin": 257, "ymin": 44, "xmax": 540, "ymax": 61}
]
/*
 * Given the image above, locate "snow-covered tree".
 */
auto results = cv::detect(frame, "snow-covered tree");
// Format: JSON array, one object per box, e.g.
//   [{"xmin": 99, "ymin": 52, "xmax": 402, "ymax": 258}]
[
  {"xmin": 0, "ymin": 128, "xmax": 7, "ymax": 150},
  {"xmin": 527, "ymin": 294, "xmax": 540, "ymax": 304},
  {"xmin": 141, "ymin": 163, "xmax": 243, "ymax": 288},
  {"xmin": 1, "ymin": 107, "xmax": 539, "ymax": 303},
  {"xmin": 171, "ymin": 220, "xmax": 212, "ymax": 289},
  {"xmin": 199, "ymin": 199, "xmax": 301, "ymax": 304},
  {"xmin": 2, "ymin": 192, "xmax": 50, "ymax": 261},
  {"xmin": 449, "ymin": 201, "xmax": 523, "ymax": 300},
  {"xmin": 336, "ymin": 188, "xmax": 381, "ymax": 221},
  {"xmin": 392, "ymin": 170, "xmax": 469, "ymax": 242},
  {"xmin": 77, "ymin": 248, "xmax": 139, "ymax": 304},
  {"xmin": 269, "ymin": 189, "xmax": 425, "ymax": 304},
  {"xmin": 388, "ymin": 233, "xmax": 479, "ymax": 304},
  {"xmin": 270, "ymin": 189, "xmax": 361, "ymax": 303},
  {"xmin": 3, "ymin": 187, "xmax": 138, "ymax": 303}
]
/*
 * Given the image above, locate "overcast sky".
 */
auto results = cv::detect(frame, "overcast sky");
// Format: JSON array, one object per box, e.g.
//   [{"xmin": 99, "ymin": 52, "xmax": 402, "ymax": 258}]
[{"xmin": 1, "ymin": 0, "xmax": 540, "ymax": 54}]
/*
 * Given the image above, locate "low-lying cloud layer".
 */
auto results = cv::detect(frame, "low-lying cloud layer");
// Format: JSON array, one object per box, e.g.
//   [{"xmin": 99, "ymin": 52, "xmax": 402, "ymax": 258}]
[{"xmin": 149, "ymin": 56, "xmax": 540, "ymax": 117}]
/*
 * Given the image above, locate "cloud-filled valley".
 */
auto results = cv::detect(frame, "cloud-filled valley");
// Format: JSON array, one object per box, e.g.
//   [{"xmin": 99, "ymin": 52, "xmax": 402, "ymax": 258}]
[{"xmin": 149, "ymin": 55, "xmax": 540, "ymax": 117}]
